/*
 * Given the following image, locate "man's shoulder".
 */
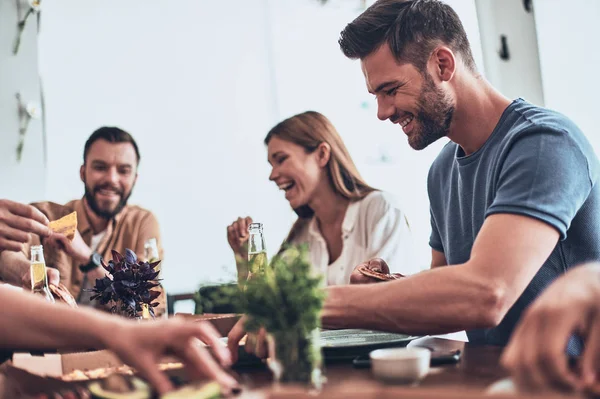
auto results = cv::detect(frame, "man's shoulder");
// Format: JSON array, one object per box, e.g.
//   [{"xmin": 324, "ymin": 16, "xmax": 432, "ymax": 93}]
[
  {"xmin": 120, "ymin": 205, "xmax": 159, "ymax": 225},
  {"xmin": 503, "ymin": 100, "xmax": 585, "ymax": 145},
  {"xmin": 30, "ymin": 201, "xmax": 77, "ymax": 220}
]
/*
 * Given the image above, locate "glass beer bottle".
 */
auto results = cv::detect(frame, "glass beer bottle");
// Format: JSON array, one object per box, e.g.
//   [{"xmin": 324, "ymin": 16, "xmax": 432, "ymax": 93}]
[
  {"xmin": 30, "ymin": 245, "xmax": 55, "ymax": 303},
  {"xmin": 142, "ymin": 237, "xmax": 161, "ymax": 320},
  {"xmin": 247, "ymin": 223, "xmax": 268, "ymax": 280},
  {"xmin": 144, "ymin": 237, "xmax": 160, "ymax": 276}
]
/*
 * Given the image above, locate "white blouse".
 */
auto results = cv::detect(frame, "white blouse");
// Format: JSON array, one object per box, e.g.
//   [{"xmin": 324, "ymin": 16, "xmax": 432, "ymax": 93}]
[{"xmin": 291, "ymin": 191, "xmax": 417, "ymax": 285}]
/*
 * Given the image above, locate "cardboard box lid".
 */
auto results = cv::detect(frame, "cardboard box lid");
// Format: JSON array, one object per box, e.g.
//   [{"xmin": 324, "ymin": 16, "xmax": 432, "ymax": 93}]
[
  {"xmin": 175, "ymin": 313, "xmax": 241, "ymax": 337},
  {"xmin": 12, "ymin": 350, "xmax": 122, "ymax": 377},
  {"xmin": 6, "ymin": 350, "xmax": 184, "ymax": 395}
]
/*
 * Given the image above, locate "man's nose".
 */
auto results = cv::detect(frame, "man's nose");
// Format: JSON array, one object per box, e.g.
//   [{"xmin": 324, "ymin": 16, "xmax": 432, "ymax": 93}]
[{"xmin": 377, "ymin": 97, "xmax": 395, "ymax": 121}]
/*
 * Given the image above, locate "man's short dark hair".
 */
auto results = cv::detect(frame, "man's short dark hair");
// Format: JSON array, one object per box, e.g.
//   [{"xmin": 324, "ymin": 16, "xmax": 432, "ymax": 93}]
[
  {"xmin": 339, "ymin": 0, "xmax": 477, "ymax": 73},
  {"xmin": 83, "ymin": 126, "xmax": 141, "ymax": 164}
]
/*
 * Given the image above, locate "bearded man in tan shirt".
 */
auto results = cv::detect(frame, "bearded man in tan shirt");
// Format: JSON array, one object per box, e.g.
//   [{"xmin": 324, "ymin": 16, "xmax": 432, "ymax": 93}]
[{"xmin": 0, "ymin": 127, "xmax": 166, "ymax": 316}]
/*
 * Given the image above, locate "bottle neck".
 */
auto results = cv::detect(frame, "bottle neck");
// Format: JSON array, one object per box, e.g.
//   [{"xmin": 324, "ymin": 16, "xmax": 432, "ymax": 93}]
[
  {"xmin": 30, "ymin": 246, "xmax": 45, "ymax": 264},
  {"xmin": 144, "ymin": 239, "xmax": 159, "ymax": 262},
  {"xmin": 248, "ymin": 233, "xmax": 266, "ymax": 254}
]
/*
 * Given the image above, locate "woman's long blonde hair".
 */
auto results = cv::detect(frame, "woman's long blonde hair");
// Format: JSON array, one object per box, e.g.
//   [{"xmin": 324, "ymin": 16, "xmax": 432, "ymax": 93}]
[{"xmin": 265, "ymin": 111, "xmax": 377, "ymax": 245}]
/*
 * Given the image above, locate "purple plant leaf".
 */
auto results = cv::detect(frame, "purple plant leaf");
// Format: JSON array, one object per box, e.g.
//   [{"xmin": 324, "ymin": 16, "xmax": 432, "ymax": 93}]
[
  {"xmin": 143, "ymin": 282, "xmax": 160, "ymax": 289},
  {"xmin": 147, "ymin": 290, "xmax": 161, "ymax": 301},
  {"xmin": 149, "ymin": 260, "xmax": 161, "ymax": 270},
  {"xmin": 124, "ymin": 249, "xmax": 137, "ymax": 264},
  {"xmin": 146, "ymin": 271, "xmax": 160, "ymax": 281},
  {"xmin": 111, "ymin": 250, "xmax": 123, "ymax": 263}
]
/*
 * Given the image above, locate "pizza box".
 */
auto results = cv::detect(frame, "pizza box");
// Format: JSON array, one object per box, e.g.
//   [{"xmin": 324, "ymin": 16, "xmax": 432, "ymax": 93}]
[
  {"xmin": 174, "ymin": 313, "xmax": 241, "ymax": 337},
  {"xmin": 4, "ymin": 349, "xmax": 185, "ymax": 396}
]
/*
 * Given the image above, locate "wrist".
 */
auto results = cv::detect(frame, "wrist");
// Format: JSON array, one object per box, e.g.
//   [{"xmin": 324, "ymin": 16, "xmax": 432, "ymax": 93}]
[
  {"xmin": 78, "ymin": 250, "xmax": 93, "ymax": 265},
  {"xmin": 95, "ymin": 317, "xmax": 128, "ymax": 350},
  {"xmin": 80, "ymin": 252, "xmax": 102, "ymax": 273}
]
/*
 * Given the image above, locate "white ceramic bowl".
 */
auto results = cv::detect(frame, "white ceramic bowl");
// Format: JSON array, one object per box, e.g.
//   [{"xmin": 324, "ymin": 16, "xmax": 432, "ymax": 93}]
[{"xmin": 370, "ymin": 347, "xmax": 431, "ymax": 384}]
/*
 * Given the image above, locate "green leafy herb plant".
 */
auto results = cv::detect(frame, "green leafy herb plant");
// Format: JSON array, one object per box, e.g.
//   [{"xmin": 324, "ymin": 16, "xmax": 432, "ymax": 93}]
[{"xmin": 197, "ymin": 244, "xmax": 326, "ymax": 388}]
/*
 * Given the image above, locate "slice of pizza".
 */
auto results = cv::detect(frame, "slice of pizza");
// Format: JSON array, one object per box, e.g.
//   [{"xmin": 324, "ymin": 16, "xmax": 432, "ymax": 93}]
[
  {"xmin": 48, "ymin": 211, "xmax": 77, "ymax": 241},
  {"xmin": 357, "ymin": 265, "xmax": 405, "ymax": 282},
  {"xmin": 49, "ymin": 283, "xmax": 78, "ymax": 308}
]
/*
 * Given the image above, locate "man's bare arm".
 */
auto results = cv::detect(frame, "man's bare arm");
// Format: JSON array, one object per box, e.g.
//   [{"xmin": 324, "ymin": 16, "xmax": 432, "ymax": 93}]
[
  {"xmin": 322, "ymin": 213, "xmax": 559, "ymax": 335},
  {"xmin": 430, "ymin": 249, "xmax": 447, "ymax": 268}
]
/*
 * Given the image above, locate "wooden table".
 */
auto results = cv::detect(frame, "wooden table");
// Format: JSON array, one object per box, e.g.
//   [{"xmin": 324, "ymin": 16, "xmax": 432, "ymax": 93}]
[
  {"xmin": 0, "ymin": 337, "xmax": 583, "ymax": 399},
  {"xmin": 234, "ymin": 337, "xmax": 582, "ymax": 399}
]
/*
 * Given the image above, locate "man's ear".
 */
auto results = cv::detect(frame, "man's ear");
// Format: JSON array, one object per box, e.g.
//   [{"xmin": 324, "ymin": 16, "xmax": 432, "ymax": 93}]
[
  {"xmin": 317, "ymin": 142, "xmax": 331, "ymax": 168},
  {"xmin": 430, "ymin": 46, "xmax": 456, "ymax": 82},
  {"xmin": 80, "ymin": 165, "xmax": 85, "ymax": 183}
]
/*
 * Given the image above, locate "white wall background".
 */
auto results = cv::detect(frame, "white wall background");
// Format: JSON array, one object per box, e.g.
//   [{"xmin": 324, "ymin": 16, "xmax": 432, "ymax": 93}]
[
  {"xmin": 0, "ymin": 0, "xmax": 45, "ymax": 202},
  {"xmin": 475, "ymin": 0, "xmax": 545, "ymax": 106},
  {"xmin": 533, "ymin": 0, "xmax": 600, "ymax": 154},
  {"xmin": 15, "ymin": 0, "xmax": 597, "ymax": 298}
]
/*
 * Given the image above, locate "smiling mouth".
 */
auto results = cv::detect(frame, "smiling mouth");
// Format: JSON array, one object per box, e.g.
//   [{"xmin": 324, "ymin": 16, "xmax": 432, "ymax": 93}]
[
  {"xmin": 399, "ymin": 114, "xmax": 414, "ymax": 127},
  {"xmin": 96, "ymin": 188, "xmax": 121, "ymax": 198},
  {"xmin": 277, "ymin": 181, "xmax": 295, "ymax": 192}
]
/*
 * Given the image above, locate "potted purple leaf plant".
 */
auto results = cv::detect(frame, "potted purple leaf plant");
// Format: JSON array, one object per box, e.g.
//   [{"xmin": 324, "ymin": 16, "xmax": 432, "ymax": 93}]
[{"xmin": 89, "ymin": 249, "xmax": 161, "ymax": 319}]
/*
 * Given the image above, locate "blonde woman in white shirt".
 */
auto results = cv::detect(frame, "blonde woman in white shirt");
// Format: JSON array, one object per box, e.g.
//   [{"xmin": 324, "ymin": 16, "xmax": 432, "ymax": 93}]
[{"xmin": 227, "ymin": 111, "xmax": 416, "ymax": 285}]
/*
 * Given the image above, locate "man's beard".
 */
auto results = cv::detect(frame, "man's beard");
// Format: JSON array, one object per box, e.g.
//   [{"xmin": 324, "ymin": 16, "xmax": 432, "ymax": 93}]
[
  {"xmin": 407, "ymin": 73, "xmax": 455, "ymax": 151},
  {"xmin": 84, "ymin": 182, "xmax": 132, "ymax": 220}
]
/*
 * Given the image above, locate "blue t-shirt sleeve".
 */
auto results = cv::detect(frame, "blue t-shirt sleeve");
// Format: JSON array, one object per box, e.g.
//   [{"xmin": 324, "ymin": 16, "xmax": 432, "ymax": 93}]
[{"xmin": 486, "ymin": 126, "xmax": 595, "ymax": 240}]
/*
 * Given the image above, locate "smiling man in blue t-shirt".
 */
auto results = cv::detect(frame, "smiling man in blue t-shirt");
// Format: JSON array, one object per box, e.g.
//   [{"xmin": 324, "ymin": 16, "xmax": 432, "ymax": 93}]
[
  {"xmin": 317, "ymin": 0, "xmax": 600, "ymax": 352},
  {"xmin": 226, "ymin": 1, "xmax": 600, "ymax": 390}
]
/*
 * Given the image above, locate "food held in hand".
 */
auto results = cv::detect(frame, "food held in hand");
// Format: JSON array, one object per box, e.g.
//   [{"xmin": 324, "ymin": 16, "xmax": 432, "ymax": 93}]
[
  {"xmin": 48, "ymin": 211, "xmax": 78, "ymax": 241},
  {"xmin": 357, "ymin": 265, "xmax": 404, "ymax": 282},
  {"xmin": 49, "ymin": 283, "xmax": 78, "ymax": 308}
]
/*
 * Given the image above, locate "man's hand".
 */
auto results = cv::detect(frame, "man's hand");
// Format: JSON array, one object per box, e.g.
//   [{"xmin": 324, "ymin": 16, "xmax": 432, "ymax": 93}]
[
  {"xmin": 45, "ymin": 230, "xmax": 92, "ymax": 265},
  {"xmin": 227, "ymin": 316, "xmax": 268, "ymax": 362},
  {"xmin": 501, "ymin": 263, "xmax": 600, "ymax": 394},
  {"xmin": 111, "ymin": 318, "xmax": 239, "ymax": 395},
  {"xmin": 0, "ymin": 199, "xmax": 50, "ymax": 252},
  {"xmin": 349, "ymin": 258, "xmax": 390, "ymax": 284},
  {"xmin": 21, "ymin": 267, "xmax": 60, "ymax": 289}
]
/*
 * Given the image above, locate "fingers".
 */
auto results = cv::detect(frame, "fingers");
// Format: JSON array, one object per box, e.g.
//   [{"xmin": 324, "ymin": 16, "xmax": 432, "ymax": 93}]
[
  {"xmin": 21, "ymin": 269, "xmax": 31, "ymax": 289},
  {"xmin": 582, "ymin": 311, "xmax": 600, "ymax": 388},
  {"xmin": 0, "ymin": 224, "xmax": 30, "ymax": 245},
  {"xmin": 254, "ymin": 328, "xmax": 268, "ymax": 359},
  {"xmin": 236, "ymin": 217, "xmax": 251, "ymax": 239},
  {"xmin": 227, "ymin": 216, "xmax": 252, "ymax": 253},
  {"xmin": 226, "ymin": 225, "xmax": 237, "ymax": 249},
  {"xmin": 227, "ymin": 317, "xmax": 247, "ymax": 363},
  {"xmin": 502, "ymin": 305, "xmax": 581, "ymax": 392},
  {"xmin": 47, "ymin": 268, "xmax": 61, "ymax": 286},
  {"xmin": 0, "ymin": 236, "xmax": 25, "ymax": 253},
  {"xmin": 3, "ymin": 200, "xmax": 49, "ymax": 225},
  {"xmin": 0, "ymin": 200, "xmax": 50, "ymax": 237},
  {"xmin": 368, "ymin": 258, "xmax": 390, "ymax": 274},
  {"xmin": 189, "ymin": 321, "xmax": 232, "ymax": 367},
  {"xmin": 45, "ymin": 233, "xmax": 68, "ymax": 251},
  {"xmin": 177, "ymin": 339, "xmax": 238, "ymax": 393},
  {"xmin": 349, "ymin": 271, "xmax": 379, "ymax": 284},
  {"xmin": 129, "ymin": 353, "xmax": 175, "ymax": 396}
]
